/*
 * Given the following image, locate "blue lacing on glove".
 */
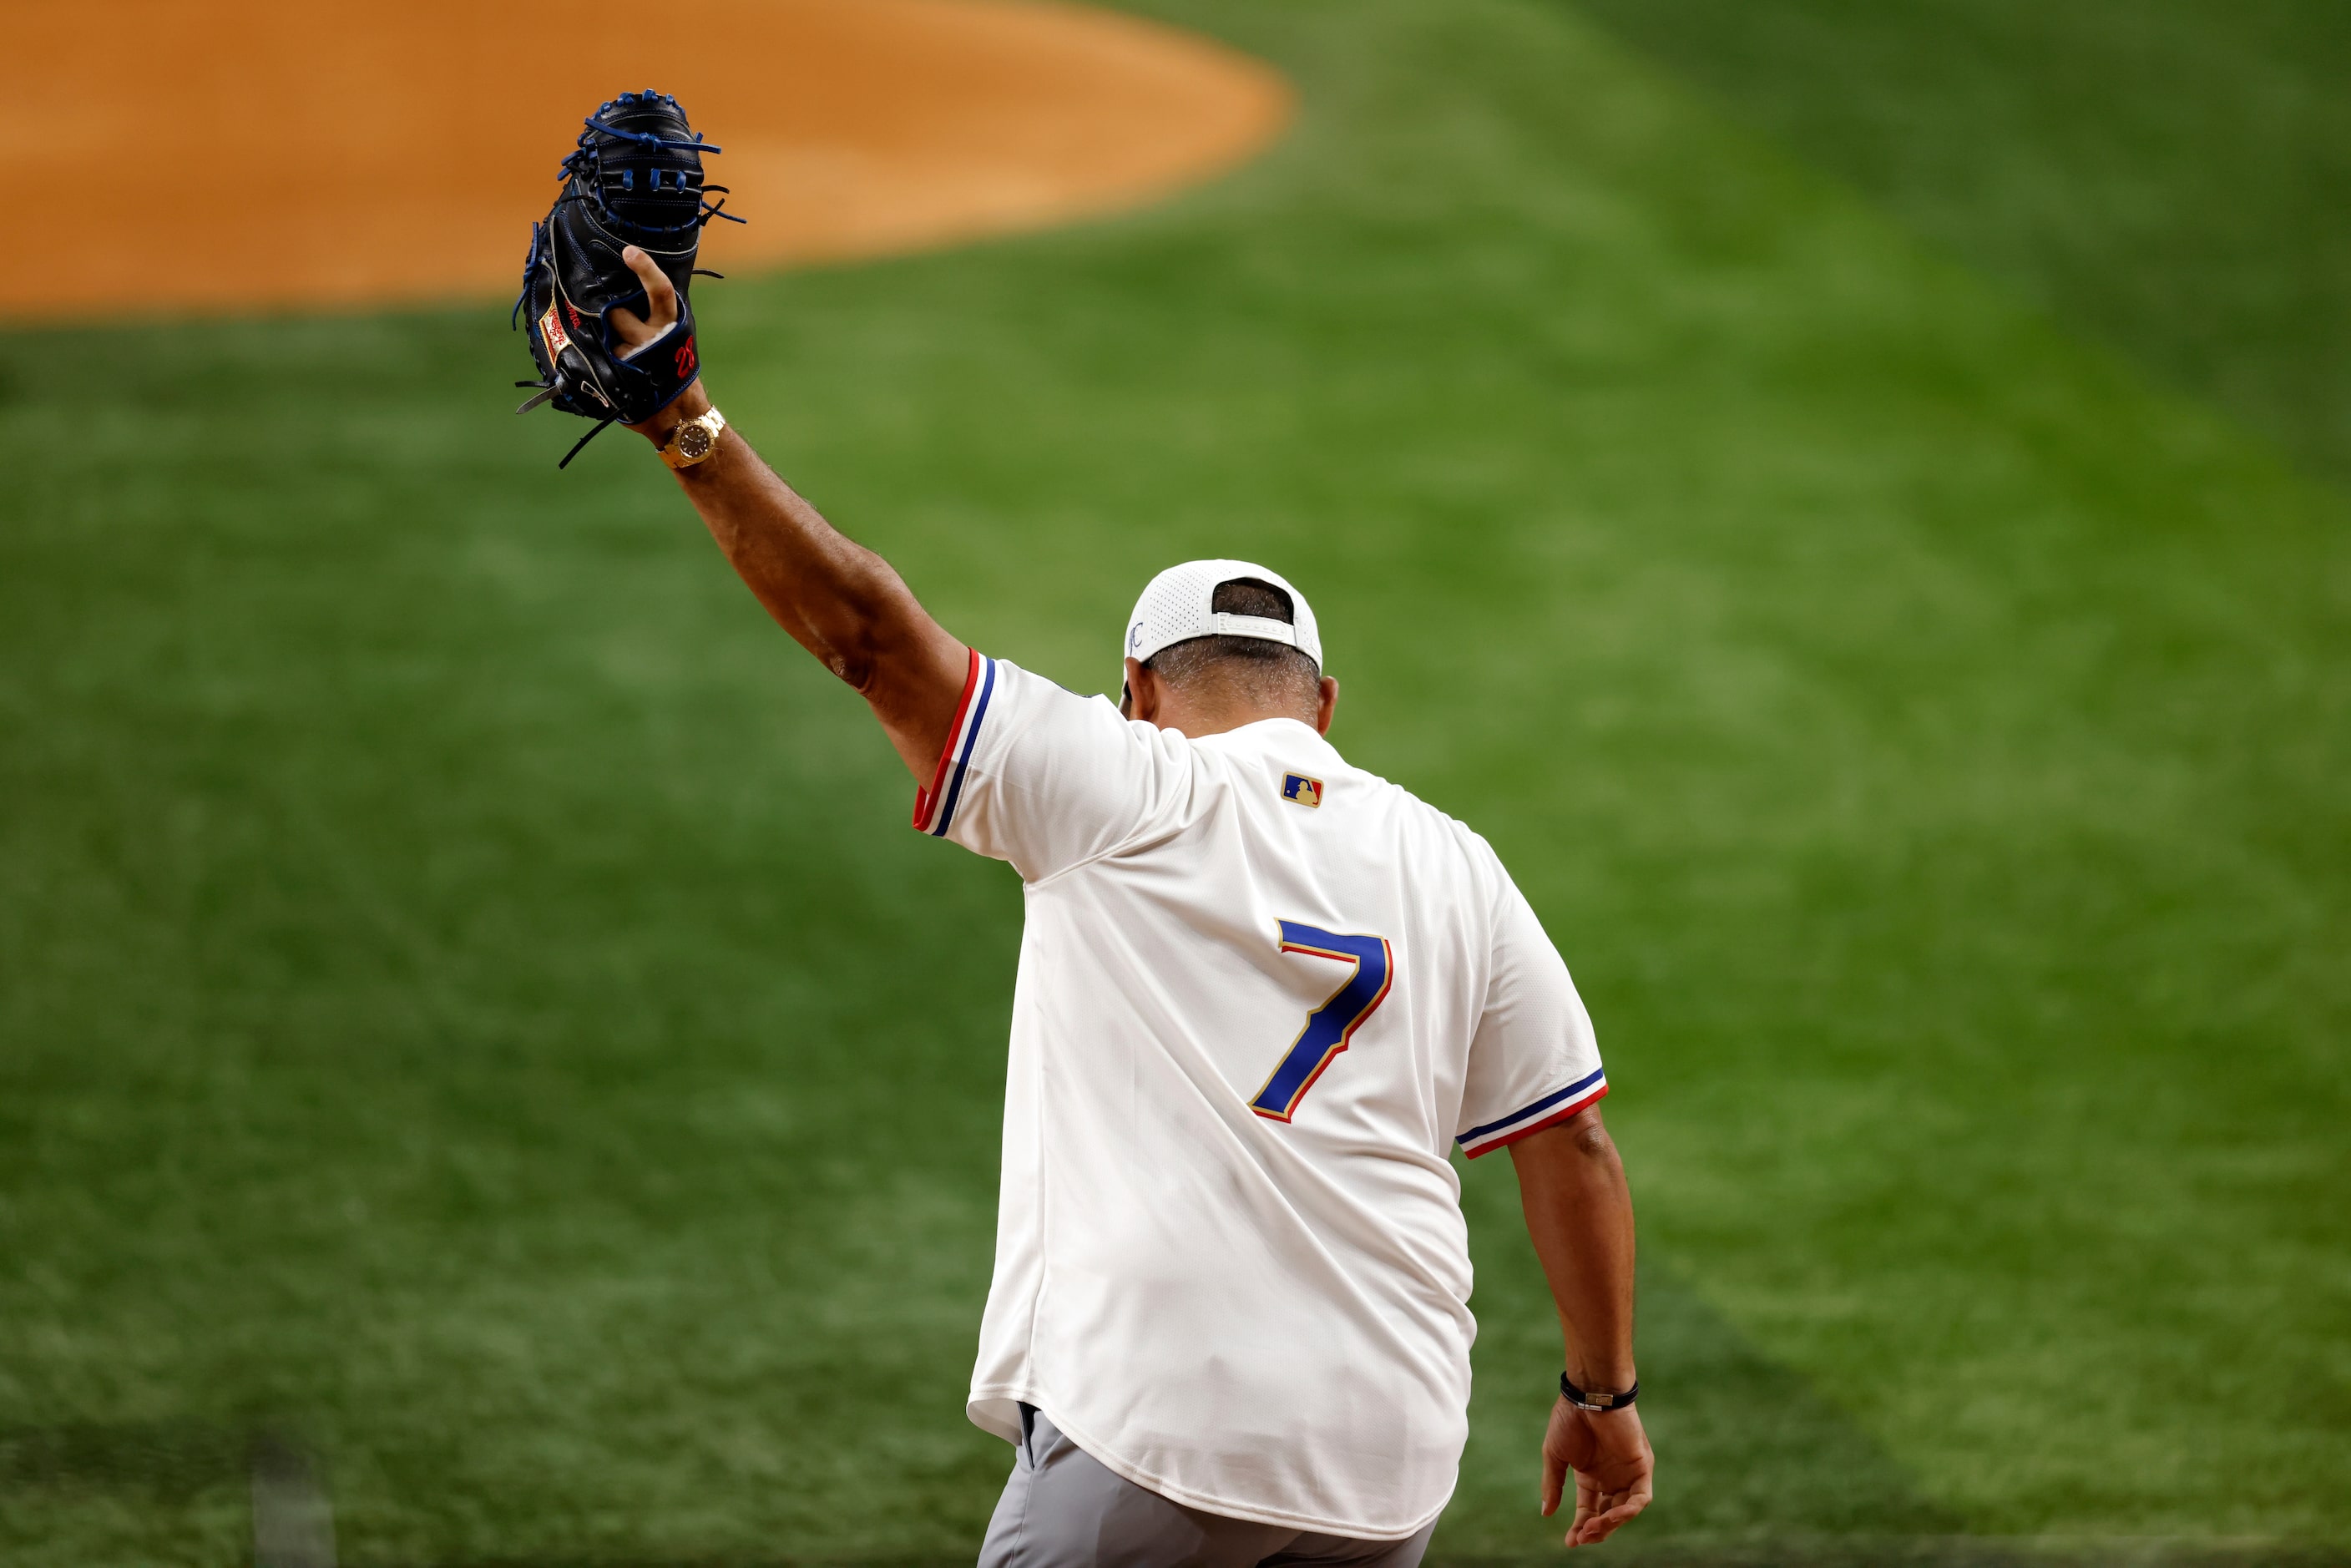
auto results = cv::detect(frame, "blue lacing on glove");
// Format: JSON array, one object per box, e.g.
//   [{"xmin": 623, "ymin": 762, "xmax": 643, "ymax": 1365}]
[{"xmin": 554, "ymin": 94, "xmax": 747, "ymax": 237}]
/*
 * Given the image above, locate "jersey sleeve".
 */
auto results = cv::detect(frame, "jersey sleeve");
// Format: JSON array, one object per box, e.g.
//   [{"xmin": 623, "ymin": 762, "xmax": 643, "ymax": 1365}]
[
  {"xmin": 912, "ymin": 651, "xmax": 1188, "ymax": 883},
  {"xmin": 1455, "ymin": 872, "xmax": 1607, "ymax": 1158}
]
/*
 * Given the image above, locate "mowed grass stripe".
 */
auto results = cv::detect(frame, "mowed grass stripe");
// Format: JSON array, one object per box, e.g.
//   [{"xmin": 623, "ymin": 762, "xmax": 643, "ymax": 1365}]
[
  {"xmin": 1569, "ymin": 0, "xmax": 2351, "ymax": 487},
  {"xmin": 1, "ymin": 0, "xmax": 2344, "ymax": 1561}
]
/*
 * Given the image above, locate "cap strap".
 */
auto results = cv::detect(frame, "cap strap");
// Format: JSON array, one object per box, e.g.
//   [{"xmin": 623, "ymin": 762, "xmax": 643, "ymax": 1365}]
[{"xmin": 1205, "ymin": 613, "xmax": 1298, "ymax": 645}]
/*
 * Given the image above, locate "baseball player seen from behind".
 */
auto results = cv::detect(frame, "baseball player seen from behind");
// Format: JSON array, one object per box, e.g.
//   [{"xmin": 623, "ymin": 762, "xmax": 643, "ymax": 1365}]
[{"xmin": 602, "ymin": 245, "xmax": 1651, "ymax": 1563}]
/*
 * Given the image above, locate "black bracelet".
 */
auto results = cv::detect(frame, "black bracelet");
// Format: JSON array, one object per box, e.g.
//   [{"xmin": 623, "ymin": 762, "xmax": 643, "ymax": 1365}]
[{"xmin": 1560, "ymin": 1373, "xmax": 1638, "ymax": 1413}]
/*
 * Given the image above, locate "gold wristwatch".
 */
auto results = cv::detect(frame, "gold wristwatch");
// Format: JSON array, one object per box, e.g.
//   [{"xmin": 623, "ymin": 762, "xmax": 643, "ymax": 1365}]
[{"xmin": 658, "ymin": 407, "xmax": 727, "ymax": 470}]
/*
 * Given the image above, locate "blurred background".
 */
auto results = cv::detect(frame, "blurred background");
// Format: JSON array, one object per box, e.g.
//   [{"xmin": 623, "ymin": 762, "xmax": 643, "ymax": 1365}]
[{"xmin": 2, "ymin": 1, "xmax": 2346, "ymax": 1563}]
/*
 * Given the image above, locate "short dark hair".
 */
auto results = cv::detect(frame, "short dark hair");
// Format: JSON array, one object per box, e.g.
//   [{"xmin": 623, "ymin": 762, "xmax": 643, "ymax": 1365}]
[{"xmin": 1143, "ymin": 577, "xmax": 1321, "ymax": 717}]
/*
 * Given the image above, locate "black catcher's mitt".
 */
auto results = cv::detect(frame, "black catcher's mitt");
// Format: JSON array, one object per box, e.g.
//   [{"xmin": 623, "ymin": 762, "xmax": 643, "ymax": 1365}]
[{"xmin": 513, "ymin": 90, "xmax": 742, "ymax": 467}]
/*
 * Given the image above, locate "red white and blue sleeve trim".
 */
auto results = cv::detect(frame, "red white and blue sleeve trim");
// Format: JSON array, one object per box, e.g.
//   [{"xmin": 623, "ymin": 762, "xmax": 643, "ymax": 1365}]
[
  {"xmin": 1456, "ymin": 1066, "xmax": 1609, "ymax": 1158},
  {"xmin": 913, "ymin": 649, "xmax": 997, "ymax": 837}
]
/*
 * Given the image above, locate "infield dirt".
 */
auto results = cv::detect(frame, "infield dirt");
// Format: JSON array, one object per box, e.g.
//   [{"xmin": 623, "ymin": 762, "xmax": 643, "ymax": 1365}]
[{"xmin": 1, "ymin": 0, "xmax": 1290, "ymax": 320}]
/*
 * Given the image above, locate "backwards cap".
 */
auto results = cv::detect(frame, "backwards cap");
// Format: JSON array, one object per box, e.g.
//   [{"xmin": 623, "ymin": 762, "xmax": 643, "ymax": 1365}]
[{"xmin": 1123, "ymin": 560, "xmax": 1324, "ymax": 689}]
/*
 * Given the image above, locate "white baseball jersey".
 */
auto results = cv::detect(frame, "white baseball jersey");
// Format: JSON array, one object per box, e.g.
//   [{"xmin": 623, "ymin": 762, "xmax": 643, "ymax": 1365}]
[{"xmin": 914, "ymin": 651, "xmax": 1607, "ymax": 1540}]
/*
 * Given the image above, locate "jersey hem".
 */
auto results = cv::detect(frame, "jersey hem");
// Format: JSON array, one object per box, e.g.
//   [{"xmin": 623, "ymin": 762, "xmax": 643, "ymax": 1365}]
[{"xmin": 967, "ymin": 1385, "xmax": 1449, "ymax": 1542}]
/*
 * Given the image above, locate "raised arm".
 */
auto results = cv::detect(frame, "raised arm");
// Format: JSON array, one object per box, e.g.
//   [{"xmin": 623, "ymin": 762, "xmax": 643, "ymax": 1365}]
[
  {"xmin": 1509, "ymin": 1105, "xmax": 1652, "ymax": 1548},
  {"xmin": 608, "ymin": 245, "xmax": 970, "ymax": 781}
]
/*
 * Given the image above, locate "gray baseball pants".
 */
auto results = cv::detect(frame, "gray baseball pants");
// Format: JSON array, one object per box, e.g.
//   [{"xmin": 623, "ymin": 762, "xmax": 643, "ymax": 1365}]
[{"xmin": 978, "ymin": 1404, "xmax": 1438, "ymax": 1568}]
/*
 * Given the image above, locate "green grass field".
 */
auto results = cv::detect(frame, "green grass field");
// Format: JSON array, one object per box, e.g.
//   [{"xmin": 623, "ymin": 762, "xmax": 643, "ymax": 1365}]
[{"xmin": 3, "ymin": 1, "xmax": 2346, "ymax": 1562}]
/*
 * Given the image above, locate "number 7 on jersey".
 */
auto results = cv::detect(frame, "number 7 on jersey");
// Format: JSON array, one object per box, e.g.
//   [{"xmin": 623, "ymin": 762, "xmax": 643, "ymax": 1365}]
[{"xmin": 1251, "ymin": 921, "xmax": 1395, "ymax": 1122}]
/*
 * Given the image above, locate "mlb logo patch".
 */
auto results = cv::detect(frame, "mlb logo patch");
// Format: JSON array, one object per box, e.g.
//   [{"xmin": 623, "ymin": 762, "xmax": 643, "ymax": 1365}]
[{"xmin": 1282, "ymin": 772, "xmax": 1323, "ymax": 808}]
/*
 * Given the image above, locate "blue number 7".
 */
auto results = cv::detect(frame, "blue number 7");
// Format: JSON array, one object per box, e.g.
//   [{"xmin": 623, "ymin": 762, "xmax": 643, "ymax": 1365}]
[{"xmin": 1250, "ymin": 921, "xmax": 1395, "ymax": 1122}]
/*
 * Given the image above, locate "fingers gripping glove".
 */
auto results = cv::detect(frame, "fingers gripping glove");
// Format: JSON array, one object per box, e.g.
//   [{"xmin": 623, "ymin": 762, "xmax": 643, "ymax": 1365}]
[{"xmin": 513, "ymin": 91, "xmax": 743, "ymax": 468}]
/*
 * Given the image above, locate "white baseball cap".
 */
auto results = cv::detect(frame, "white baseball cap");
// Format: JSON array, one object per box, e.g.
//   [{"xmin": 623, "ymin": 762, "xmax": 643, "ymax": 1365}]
[{"xmin": 1123, "ymin": 559, "xmax": 1324, "ymax": 687}]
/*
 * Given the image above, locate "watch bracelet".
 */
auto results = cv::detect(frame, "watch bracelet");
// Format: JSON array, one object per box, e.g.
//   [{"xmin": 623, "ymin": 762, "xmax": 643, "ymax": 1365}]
[{"xmin": 1560, "ymin": 1372, "xmax": 1639, "ymax": 1412}]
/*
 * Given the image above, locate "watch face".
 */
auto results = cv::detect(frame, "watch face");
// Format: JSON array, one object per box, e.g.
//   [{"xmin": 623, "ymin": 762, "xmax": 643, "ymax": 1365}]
[{"xmin": 675, "ymin": 421, "xmax": 715, "ymax": 460}]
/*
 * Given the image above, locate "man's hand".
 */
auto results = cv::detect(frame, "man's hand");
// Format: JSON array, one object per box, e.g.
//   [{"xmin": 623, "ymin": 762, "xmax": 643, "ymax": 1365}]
[
  {"xmin": 608, "ymin": 245, "xmax": 711, "ymax": 441},
  {"xmin": 611, "ymin": 246, "xmax": 679, "ymax": 359},
  {"xmin": 1540, "ymin": 1399, "xmax": 1653, "ymax": 1547}
]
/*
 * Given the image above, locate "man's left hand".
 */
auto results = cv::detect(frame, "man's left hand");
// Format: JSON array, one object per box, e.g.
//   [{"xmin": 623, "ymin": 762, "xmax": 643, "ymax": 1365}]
[{"xmin": 1540, "ymin": 1398, "xmax": 1653, "ymax": 1547}]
